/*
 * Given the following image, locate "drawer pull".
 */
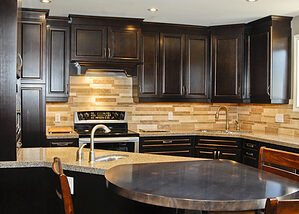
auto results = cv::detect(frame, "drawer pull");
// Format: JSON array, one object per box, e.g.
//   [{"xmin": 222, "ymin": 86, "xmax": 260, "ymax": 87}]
[
  {"xmin": 143, "ymin": 143, "xmax": 191, "ymax": 147},
  {"xmin": 246, "ymin": 143, "xmax": 255, "ymax": 148},
  {"xmin": 245, "ymin": 152, "xmax": 254, "ymax": 157},
  {"xmin": 149, "ymin": 150, "xmax": 189, "ymax": 154},
  {"xmin": 163, "ymin": 140, "xmax": 172, "ymax": 144},
  {"xmin": 51, "ymin": 142, "xmax": 73, "ymax": 146},
  {"xmin": 199, "ymin": 151, "xmax": 214, "ymax": 155}
]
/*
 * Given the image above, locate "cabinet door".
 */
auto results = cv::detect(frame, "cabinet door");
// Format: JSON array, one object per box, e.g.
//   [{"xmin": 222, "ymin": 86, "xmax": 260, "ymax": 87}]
[
  {"xmin": 248, "ymin": 29, "xmax": 271, "ymax": 103},
  {"xmin": 138, "ymin": 32, "xmax": 159, "ymax": 98},
  {"xmin": 211, "ymin": 27, "xmax": 244, "ymax": 102},
  {"xmin": 21, "ymin": 20, "xmax": 46, "ymax": 83},
  {"xmin": 160, "ymin": 33, "xmax": 185, "ymax": 97},
  {"xmin": 185, "ymin": 34, "xmax": 209, "ymax": 100},
  {"xmin": 71, "ymin": 25, "xmax": 107, "ymax": 61},
  {"xmin": 21, "ymin": 84, "xmax": 45, "ymax": 147},
  {"xmin": 108, "ymin": 26, "xmax": 141, "ymax": 61},
  {"xmin": 46, "ymin": 22, "xmax": 70, "ymax": 102}
]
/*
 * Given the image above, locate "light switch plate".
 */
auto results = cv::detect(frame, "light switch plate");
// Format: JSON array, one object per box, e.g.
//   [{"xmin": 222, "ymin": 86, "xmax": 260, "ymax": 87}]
[
  {"xmin": 275, "ymin": 114, "xmax": 284, "ymax": 123},
  {"xmin": 67, "ymin": 176, "xmax": 74, "ymax": 195},
  {"xmin": 168, "ymin": 112, "xmax": 173, "ymax": 120},
  {"xmin": 55, "ymin": 113, "xmax": 60, "ymax": 123}
]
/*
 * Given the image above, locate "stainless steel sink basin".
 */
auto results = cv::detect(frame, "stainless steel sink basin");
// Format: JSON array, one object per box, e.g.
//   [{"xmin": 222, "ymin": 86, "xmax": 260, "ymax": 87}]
[
  {"xmin": 196, "ymin": 129, "xmax": 252, "ymax": 135},
  {"xmin": 95, "ymin": 154, "xmax": 128, "ymax": 162}
]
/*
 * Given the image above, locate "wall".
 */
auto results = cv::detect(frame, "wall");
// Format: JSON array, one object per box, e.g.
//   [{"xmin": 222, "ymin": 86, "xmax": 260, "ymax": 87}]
[{"xmin": 46, "ymin": 76, "xmax": 238, "ymax": 132}]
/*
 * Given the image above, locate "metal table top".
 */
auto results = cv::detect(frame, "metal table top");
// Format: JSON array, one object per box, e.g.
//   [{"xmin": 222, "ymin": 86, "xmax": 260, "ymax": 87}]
[{"xmin": 105, "ymin": 160, "xmax": 299, "ymax": 211}]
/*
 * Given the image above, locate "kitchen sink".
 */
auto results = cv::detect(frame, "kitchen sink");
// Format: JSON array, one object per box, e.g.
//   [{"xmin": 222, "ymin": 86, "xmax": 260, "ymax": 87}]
[
  {"xmin": 196, "ymin": 129, "xmax": 252, "ymax": 135},
  {"xmin": 95, "ymin": 154, "xmax": 128, "ymax": 162}
]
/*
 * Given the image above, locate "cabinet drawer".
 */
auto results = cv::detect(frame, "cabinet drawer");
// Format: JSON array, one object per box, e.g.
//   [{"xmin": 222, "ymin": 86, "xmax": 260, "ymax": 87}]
[
  {"xmin": 219, "ymin": 148, "xmax": 241, "ymax": 162},
  {"xmin": 243, "ymin": 156, "xmax": 258, "ymax": 168},
  {"xmin": 148, "ymin": 150, "xmax": 192, "ymax": 157},
  {"xmin": 196, "ymin": 138, "xmax": 240, "ymax": 149},
  {"xmin": 47, "ymin": 139, "xmax": 79, "ymax": 147},
  {"xmin": 194, "ymin": 149, "xmax": 215, "ymax": 159},
  {"xmin": 243, "ymin": 141, "xmax": 259, "ymax": 150},
  {"xmin": 242, "ymin": 149, "xmax": 258, "ymax": 159}
]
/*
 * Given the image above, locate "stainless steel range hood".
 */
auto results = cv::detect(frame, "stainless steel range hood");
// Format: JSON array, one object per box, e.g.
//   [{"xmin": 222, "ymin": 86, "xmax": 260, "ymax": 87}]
[{"xmin": 70, "ymin": 62, "xmax": 138, "ymax": 77}]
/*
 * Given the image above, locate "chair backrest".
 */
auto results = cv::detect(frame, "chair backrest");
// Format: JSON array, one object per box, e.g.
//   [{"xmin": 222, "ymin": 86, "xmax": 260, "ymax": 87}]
[
  {"xmin": 52, "ymin": 157, "xmax": 74, "ymax": 214},
  {"xmin": 258, "ymin": 146, "xmax": 299, "ymax": 182},
  {"xmin": 265, "ymin": 197, "xmax": 299, "ymax": 214}
]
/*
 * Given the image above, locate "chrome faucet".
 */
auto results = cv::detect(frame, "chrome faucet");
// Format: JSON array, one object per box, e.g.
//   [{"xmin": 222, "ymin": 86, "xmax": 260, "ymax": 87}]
[
  {"xmin": 215, "ymin": 106, "xmax": 229, "ymax": 131},
  {"xmin": 89, "ymin": 124, "xmax": 111, "ymax": 162}
]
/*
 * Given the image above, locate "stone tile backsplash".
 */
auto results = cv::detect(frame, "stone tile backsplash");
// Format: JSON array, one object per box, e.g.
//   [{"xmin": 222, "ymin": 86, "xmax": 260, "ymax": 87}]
[{"xmin": 46, "ymin": 76, "xmax": 299, "ymax": 137}]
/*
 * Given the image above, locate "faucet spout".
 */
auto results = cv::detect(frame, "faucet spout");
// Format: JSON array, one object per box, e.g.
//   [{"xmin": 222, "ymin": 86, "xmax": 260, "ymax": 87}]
[
  {"xmin": 215, "ymin": 106, "xmax": 229, "ymax": 131},
  {"xmin": 89, "ymin": 124, "xmax": 111, "ymax": 162}
]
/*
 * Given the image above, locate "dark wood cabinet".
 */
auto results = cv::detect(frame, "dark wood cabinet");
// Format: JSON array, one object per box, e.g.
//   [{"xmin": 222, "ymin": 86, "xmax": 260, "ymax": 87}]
[
  {"xmin": 70, "ymin": 15, "xmax": 142, "ymax": 63},
  {"xmin": 160, "ymin": 33, "xmax": 185, "ymax": 97},
  {"xmin": 185, "ymin": 34, "xmax": 209, "ymax": 99},
  {"xmin": 71, "ymin": 25, "xmax": 107, "ymax": 62},
  {"xmin": 246, "ymin": 16, "xmax": 292, "ymax": 104},
  {"xmin": 20, "ymin": 9, "xmax": 48, "ymax": 84},
  {"xmin": 46, "ymin": 17, "xmax": 70, "ymax": 102},
  {"xmin": 138, "ymin": 23, "xmax": 210, "ymax": 102},
  {"xmin": 138, "ymin": 31, "xmax": 159, "ymax": 98},
  {"xmin": 108, "ymin": 26, "xmax": 141, "ymax": 61},
  {"xmin": 21, "ymin": 84, "xmax": 46, "ymax": 147},
  {"xmin": 194, "ymin": 137, "xmax": 242, "ymax": 162},
  {"xmin": 140, "ymin": 137, "xmax": 194, "ymax": 157},
  {"xmin": 211, "ymin": 25, "xmax": 245, "ymax": 103}
]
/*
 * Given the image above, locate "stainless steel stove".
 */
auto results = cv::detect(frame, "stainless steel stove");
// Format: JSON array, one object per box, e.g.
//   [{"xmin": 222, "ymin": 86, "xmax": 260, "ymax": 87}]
[{"xmin": 74, "ymin": 111, "xmax": 139, "ymax": 152}]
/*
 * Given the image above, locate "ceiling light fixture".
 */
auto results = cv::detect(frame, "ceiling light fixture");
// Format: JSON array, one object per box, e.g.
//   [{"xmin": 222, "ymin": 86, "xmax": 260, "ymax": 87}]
[
  {"xmin": 246, "ymin": 0, "xmax": 258, "ymax": 2},
  {"xmin": 40, "ymin": 0, "xmax": 52, "ymax": 3},
  {"xmin": 147, "ymin": 8, "xmax": 158, "ymax": 12}
]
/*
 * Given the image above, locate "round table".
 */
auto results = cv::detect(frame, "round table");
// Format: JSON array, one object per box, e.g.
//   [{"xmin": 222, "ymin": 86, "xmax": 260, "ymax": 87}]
[{"xmin": 105, "ymin": 160, "xmax": 299, "ymax": 212}]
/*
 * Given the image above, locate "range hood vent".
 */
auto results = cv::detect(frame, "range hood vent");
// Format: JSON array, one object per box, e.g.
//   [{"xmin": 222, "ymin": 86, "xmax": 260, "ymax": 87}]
[{"xmin": 70, "ymin": 62, "xmax": 138, "ymax": 77}]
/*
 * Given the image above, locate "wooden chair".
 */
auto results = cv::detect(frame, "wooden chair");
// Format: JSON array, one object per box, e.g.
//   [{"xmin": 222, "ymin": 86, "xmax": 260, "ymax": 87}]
[
  {"xmin": 265, "ymin": 197, "xmax": 299, "ymax": 214},
  {"xmin": 259, "ymin": 146, "xmax": 299, "ymax": 182},
  {"xmin": 52, "ymin": 157, "xmax": 74, "ymax": 214}
]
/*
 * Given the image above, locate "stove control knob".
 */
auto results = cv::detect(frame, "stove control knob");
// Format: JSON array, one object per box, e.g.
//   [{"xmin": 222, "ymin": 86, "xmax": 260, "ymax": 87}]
[
  {"xmin": 78, "ymin": 113, "xmax": 84, "ymax": 120},
  {"xmin": 84, "ymin": 112, "xmax": 89, "ymax": 119}
]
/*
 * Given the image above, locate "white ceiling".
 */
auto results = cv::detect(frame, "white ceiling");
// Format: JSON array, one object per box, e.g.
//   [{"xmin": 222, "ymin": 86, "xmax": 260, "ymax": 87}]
[{"xmin": 22, "ymin": 0, "xmax": 299, "ymax": 26}]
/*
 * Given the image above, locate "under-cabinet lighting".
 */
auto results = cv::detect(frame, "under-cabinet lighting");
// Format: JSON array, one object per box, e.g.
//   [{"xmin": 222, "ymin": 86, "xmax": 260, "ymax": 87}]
[
  {"xmin": 40, "ymin": 0, "xmax": 52, "ymax": 3},
  {"xmin": 147, "ymin": 8, "xmax": 158, "ymax": 12}
]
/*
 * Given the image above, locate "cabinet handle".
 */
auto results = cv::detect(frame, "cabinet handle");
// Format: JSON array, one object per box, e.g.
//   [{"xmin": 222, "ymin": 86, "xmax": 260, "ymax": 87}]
[
  {"xmin": 182, "ymin": 85, "xmax": 185, "ymax": 95},
  {"xmin": 218, "ymin": 151, "xmax": 221, "ymax": 159},
  {"xmin": 246, "ymin": 143, "xmax": 254, "ymax": 148},
  {"xmin": 245, "ymin": 152, "xmax": 254, "ymax": 157},
  {"xmin": 213, "ymin": 151, "xmax": 217, "ymax": 159},
  {"xmin": 238, "ymin": 86, "xmax": 241, "ymax": 95},
  {"xmin": 162, "ymin": 140, "xmax": 172, "ymax": 144},
  {"xmin": 17, "ymin": 53, "xmax": 23, "ymax": 71},
  {"xmin": 108, "ymin": 48, "xmax": 111, "ymax": 58},
  {"xmin": 104, "ymin": 48, "xmax": 107, "ymax": 58},
  {"xmin": 267, "ymin": 85, "xmax": 271, "ymax": 97}
]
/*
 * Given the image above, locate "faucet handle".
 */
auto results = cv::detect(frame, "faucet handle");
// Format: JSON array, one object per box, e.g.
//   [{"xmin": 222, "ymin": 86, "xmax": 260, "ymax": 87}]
[
  {"xmin": 235, "ymin": 120, "xmax": 240, "ymax": 131},
  {"xmin": 76, "ymin": 143, "xmax": 87, "ymax": 161}
]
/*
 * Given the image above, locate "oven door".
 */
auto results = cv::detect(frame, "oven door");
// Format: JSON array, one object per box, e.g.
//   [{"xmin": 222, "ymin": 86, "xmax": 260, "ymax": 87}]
[{"xmin": 79, "ymin": 137, "xmax": 139, "ymax": 153}]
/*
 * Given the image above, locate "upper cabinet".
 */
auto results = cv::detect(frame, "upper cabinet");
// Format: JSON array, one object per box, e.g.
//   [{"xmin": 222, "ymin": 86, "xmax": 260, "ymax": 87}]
[
  {"xmin": 70, "ymin": 15, "xmax": 142, "ymax": 63},
  {"xmin": 138, "ymin": 23, "xmax": 210, "ymax": 102},
  {"xmin": 246, "ymin": 16, "xmax": 292, "ymax": 104},
  {"xmin": 211, "ymin": 25, "xmax": 246, "ymax": 103},
  {"xmin": 46, "ymin": 17, "xmax": 70, "ymax": 102},
  {"xmin": 20, "ymin": 9, "xmax": 48, "ymax": 84}
]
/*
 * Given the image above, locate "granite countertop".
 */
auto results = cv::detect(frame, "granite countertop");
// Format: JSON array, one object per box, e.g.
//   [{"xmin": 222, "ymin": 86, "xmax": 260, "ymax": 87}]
[
  {"xmin": 0, "ymin": 148, "xmax": 197, "ymax": 175},
  {"xmin": 139, "ymin": 130, "xmax": 299, "ymax": 149}
]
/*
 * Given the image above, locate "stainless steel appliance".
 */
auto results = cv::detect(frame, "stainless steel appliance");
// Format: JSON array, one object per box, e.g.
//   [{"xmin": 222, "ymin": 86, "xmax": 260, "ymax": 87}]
[{"xmin": 74, "ymin": 111, "xmax": 139, "ymax": 152}]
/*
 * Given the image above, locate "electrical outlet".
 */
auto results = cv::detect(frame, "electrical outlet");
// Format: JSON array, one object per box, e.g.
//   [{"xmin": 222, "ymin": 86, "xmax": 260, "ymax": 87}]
[
  {"xmin": 55, "ymin": 114, "xmax": 60, "ymax": 123},
  {"xmin": 168, "ymin": 112, "xmax": 173, "ymax": 120},
  {"xmin": 275, "ymin": 114, "xmax": 284, "ymax": 123},
  {"xmin": 67, "ymin": 176, "xmax": 74, "ymax": 195}
]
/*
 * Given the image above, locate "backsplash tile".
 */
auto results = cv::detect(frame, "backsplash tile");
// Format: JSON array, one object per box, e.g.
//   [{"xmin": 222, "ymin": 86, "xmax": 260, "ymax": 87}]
[{"xmin": 46, "ymin": 76, "xmax": 299, "ymax": 137}]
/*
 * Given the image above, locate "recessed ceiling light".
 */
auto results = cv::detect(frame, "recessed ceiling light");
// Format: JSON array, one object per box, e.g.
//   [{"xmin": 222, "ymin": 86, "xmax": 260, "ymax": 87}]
[
  {"xmin": 147, "ymin": 8, "xmax": 158, "ymax": 12},
  {"xmin": 246, "ymin": 0, "xmax": 258, "ymax": 2},
  {"xmin": 40, "ymin": 0, "xmax": 52, "ymax": 3}
]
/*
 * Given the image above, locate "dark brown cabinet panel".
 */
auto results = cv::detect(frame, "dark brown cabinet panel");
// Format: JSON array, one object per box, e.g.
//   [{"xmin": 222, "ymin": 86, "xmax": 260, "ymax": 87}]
[
  {"xmin": 20, "ymin": 21, "xmax": 46, "ymax": 83},
  {"xmin": 108, "ymin": 27, "xmax": 141, "ymax": 61},
  {"xmin": 138, "ymin": 32, "xmax": 159, "ymax": 98},
  {"xmin": 71, "ymin": 25, "xmax": 107, "ymax": 62},
  {"xmin": 247, "ymin": 16, "xmax": 292, "ymax": 104},
  {"xmin": 46, "ymin": 18, "xmax": 70, "ymax": 102},
  {"xmin": 211, "ymin": 25, "xmax": 244, "ymax": 102},
  {"xmin": 160, "ymin": 33, "xmax": 185, "ymax": 97},
  {"xmin": 21, "ymin": 84, "xmax": 46, "ymax": 147},
  {"xmin": 185, "ymin": 34, "xmax": 209, "ymax": 100}
]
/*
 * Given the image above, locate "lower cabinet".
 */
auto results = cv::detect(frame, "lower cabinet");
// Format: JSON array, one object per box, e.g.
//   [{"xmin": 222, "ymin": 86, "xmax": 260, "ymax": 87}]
[
  {"xmin": 21, "ymin": 84, "xmax": 46, "ymax": 147},
  {"xmin": 194, "ymin": 137, "xmax": 242, "ymax": 162},
  {"xmin": 242, "ymin": 140, "xmax": 260, "ymax": 168},
  {"xmin": 139, "ymin": 137, "xmax": 194, "ymax": 157}
]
